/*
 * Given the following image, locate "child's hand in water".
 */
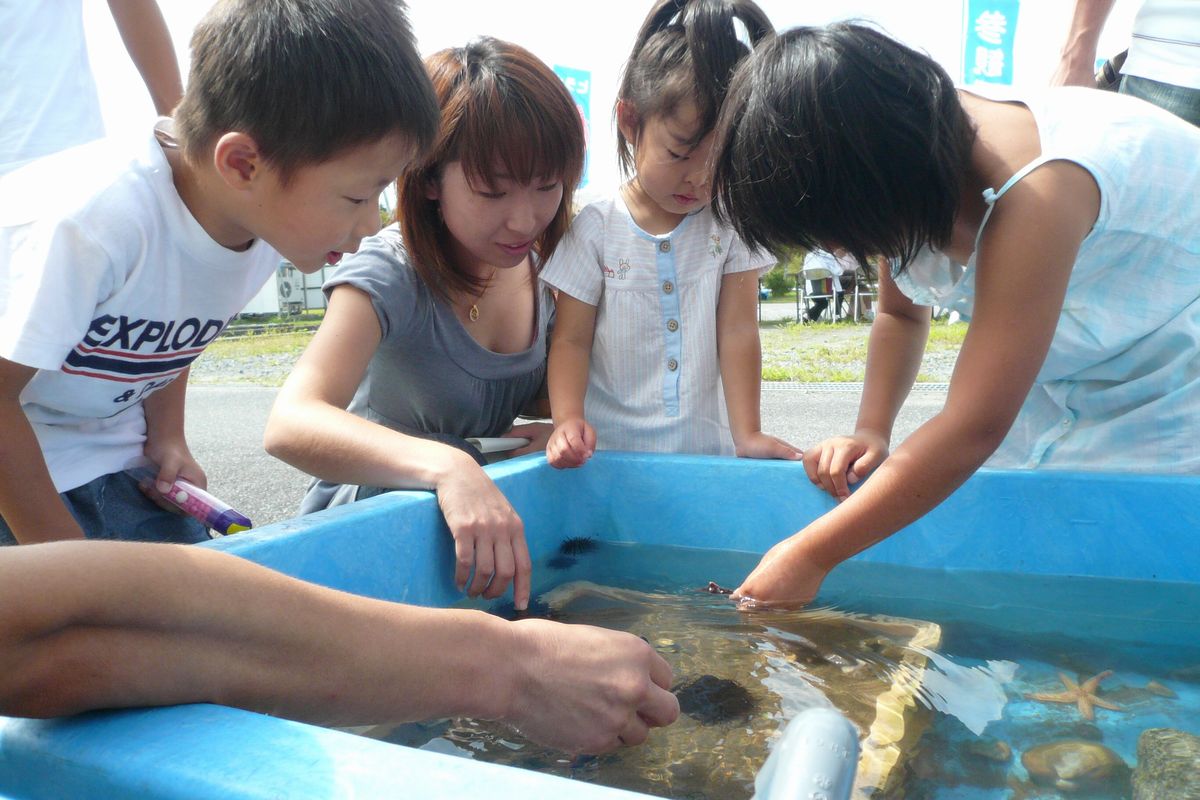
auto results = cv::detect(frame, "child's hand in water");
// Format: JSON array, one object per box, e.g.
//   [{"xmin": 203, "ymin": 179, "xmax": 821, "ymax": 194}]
[
  {"xmin": 730, "ymin": 536, "xmax": 829, "ymax": 609},
  {"xmin": 734, "ymin": 431, "xmax": 803, "ymax": 461},
  {"xmin": 803, "ymin": 430, "xmax": 889, "ymax": 501},
  {"xmin": 546, "ymin": 418, "xmax": 596, "ymax": 469},
  {"xmin": 435, "ymin": 460, "xmax": 532, "ymax": 611}
]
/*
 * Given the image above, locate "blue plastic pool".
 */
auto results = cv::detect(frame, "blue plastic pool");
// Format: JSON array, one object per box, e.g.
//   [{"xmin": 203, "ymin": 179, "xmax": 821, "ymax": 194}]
[{"xmin": 1, "ymin": 453, "xmax": 1197, "ymax": 798}]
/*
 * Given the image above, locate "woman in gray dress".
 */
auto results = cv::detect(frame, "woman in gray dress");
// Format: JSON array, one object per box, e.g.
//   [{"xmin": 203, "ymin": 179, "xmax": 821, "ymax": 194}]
[{"xmin": 264, "ymin": 37, "xmax": 585, "ymax": 614}]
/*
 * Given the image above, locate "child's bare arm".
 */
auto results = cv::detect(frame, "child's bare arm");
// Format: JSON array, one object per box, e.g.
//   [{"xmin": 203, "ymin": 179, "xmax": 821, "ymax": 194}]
[
  {"xmin": 716, "ymin": 270, "xmax": 800, "ymax": 460},
  {"xmin": 547, "ymin": 292, "xmax": 596, "ymax": 423},
  {"xmin": 545, "ymin": 292, "xmax": 598, "ymax": 468},
  {"xmin": 803, "ymin": 270, "xmax": 930, "ymax": 499},
  {"xmin": 142, "ymin": 368, "xmax": 205, "ymax": 490},
  {"xmin": 855, "ymin": 271, "xmax": 931, "ymax": 440},
  {"xmin": 735, "ymin": 163, "xmax": 1098, "ymax": 607},
  {"xmin": 716, "ymin": 270, "xmax": 762, "ymax": 444},
  {"xmin": 0, "ymin": 357, "xmax": 84, "ymax": 543}
]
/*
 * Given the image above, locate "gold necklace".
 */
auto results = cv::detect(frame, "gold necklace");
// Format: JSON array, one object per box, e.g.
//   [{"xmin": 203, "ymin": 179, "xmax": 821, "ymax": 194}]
[{"xmin": 468, "ymin": 269, "xmax": 498, "ymax": 323}]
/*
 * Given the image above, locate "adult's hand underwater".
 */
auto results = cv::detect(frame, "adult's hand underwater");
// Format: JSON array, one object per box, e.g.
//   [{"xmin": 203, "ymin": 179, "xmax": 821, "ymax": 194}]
[{"xmin": 0, "ymin": 540, "xmax": 679, "ymax": 754}]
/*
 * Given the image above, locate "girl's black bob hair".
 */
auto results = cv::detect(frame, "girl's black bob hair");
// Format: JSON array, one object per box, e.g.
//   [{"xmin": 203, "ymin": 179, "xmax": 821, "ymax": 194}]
[{"xmin": 711, "ymin": 23, "xmax": 977, "ymax": 271}]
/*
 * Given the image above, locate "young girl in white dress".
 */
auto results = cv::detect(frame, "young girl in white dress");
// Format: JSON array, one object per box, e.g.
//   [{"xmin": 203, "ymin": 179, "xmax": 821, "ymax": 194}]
[{"xmin": 542, "ymin": 0, "xmax": 800, "ymax": 467}]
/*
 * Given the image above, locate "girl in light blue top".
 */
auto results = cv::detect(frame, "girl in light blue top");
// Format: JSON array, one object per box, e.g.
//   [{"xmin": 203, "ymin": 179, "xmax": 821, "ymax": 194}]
[{"xmin": 710, "ymin": 23, "xmax": 1200, "ymax": 607}]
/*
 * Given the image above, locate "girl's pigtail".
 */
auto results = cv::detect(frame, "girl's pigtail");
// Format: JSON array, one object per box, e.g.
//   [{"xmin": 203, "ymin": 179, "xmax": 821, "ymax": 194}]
[
  {"xmin": 630, "ymin": 0, "xmax": 687, "ymax": 59},
  {"xmin": 682, "ymin": 0, "xmax": 775, "ymax": 133}
]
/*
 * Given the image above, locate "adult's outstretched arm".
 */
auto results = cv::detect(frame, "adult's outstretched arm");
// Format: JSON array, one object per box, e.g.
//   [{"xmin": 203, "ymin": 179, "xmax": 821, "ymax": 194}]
[{"xmin": 0, "ymin": 540, "xmax": 678, "ymax": 754}]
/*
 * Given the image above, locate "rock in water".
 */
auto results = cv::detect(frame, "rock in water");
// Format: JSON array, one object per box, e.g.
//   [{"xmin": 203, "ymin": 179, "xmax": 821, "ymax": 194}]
[
  {"xmin": 963, "ymin": 737, "xmax": 1012, "ymax": 763},
  {"xmin": 1021, "ymin": 740, "xmax": 1130, "ymax": 795},
  {"xmin": 1144, "ymin": 680, "xmax": 1176, "ymax": 699},
  {"xmin": 1133, "ymin": 728, "xmax": 1200, "ymax": 800}
]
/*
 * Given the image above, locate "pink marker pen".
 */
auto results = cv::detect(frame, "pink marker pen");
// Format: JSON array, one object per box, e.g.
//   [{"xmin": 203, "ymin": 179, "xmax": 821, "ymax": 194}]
[{"xmin": 126, "ymin": 466, "xmax": 253, "ymax": 535}]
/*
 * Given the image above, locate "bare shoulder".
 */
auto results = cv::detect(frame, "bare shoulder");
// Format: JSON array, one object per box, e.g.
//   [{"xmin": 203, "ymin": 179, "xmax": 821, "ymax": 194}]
[{"xmin": 988, "ymin": 159, "xmax": 1100, "ymax": 250}]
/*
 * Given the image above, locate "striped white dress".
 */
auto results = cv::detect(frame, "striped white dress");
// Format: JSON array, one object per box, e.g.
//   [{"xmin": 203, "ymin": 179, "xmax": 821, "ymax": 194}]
[{"xmin": 542, "ymin": 194, "xmax": 774, "ymax": 456}]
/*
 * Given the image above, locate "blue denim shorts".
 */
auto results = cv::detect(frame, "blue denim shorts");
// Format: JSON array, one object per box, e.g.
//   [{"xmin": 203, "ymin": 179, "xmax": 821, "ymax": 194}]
[
  {"xmin": 0, "ymin": 470, "xmax": 210, "ymax": 546},
  {"xmin": 1120, "ymin": 75, "xmax": 1200, "ymax": 128}
]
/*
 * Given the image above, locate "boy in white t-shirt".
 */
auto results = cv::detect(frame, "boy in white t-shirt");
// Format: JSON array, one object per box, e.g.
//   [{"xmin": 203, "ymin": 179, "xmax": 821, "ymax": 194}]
[{"xmin": 0, "ymin": 0, "xmax": 438, "ymax": 545}]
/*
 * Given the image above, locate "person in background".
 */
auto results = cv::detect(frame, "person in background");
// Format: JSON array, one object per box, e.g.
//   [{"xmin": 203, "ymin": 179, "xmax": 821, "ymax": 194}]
[
  {"xmin": 0, "ymin": 0, "xmax": 439, "ymax": 546},
  {"xmin": 710, "ymin": 23, "xmax": 1200, "ymax": 607},
  {"xmin": 0, "ymin": 0, "xmax": 183, "ymax": 175},
  {"xmin": 1051, "ymin": 0, "xmax": 1200, "ymax": 126},
  {"xmin": 543, "ymin": 0, "xmax": 800, "ymax": 470},
  {"xmin": 0, "ymin": 539, "xmax": 679, "ymax": 754},
  {"xmin": 801, "ymin": 248, "xmax": 856, "ymax": 322},
  {"xmin": 264, "ymin": 38, "xmax": 585, "ymax": 614}
]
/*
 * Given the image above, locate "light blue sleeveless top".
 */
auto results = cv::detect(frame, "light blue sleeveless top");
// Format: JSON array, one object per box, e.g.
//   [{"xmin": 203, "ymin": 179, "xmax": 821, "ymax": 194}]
[{"xmin": 892, "ymin": 88, "xmax": 1200, "ymax": 472}]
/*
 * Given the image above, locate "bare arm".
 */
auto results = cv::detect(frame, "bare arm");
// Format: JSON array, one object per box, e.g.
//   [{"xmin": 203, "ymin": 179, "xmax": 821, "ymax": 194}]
[
  {"xmin": 142, "ymin": 368, "xmax": 205, "ymax": 488},
  {"xmin": 736, "ymin": 162, "xmax": 1100, "ymax": 606},
  {"xmin": 265, "ymin": 286, "xmax": 475, "ymax": 491},
  {"xmin": 717, "ymin": 270, "xmax": 800, "ymax": 459},
  {"xmin": 544, "ymin": 291, "xmax": 598, "ymax": 468},
  {"xmin": 855, "ymin": 271, "xmax": 931, "ymax": 442},
  {"xmin": 0, "ymin": 540, "xmax": 679, "ymax": 753},
  {"xmin": 0, "ymin": 358, "xmax": 84, "ymax": 543},
  {"xmin": 547, "ymin": 292, "xmax": 596, "ymax": 425},
  {"xmin": 264, "ymin": 286, "xmax": 532, "ymax": 609},
  {"xmin": 107, "ymin": 0, "xmax": 183, "ymax": 115},
  {"xmin": 1050, "ymin": 0, "xmax": 1118, "ymax": 87},
  {"xmin": 801, "ymin": 269, "xmax": 930, "ymax": 499}
]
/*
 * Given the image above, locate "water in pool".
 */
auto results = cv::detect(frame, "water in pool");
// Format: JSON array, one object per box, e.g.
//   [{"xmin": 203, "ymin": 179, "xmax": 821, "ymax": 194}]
[{"xmin": 352, "ymin": 540, "xmax": 1200, "ymax": 799}]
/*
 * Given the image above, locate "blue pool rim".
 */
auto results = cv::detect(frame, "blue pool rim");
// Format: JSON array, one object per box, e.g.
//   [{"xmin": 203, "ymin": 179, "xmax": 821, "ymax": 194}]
[{"xmin": 2, "ymin": 452, "xmax": 1197, "ymax": 799}]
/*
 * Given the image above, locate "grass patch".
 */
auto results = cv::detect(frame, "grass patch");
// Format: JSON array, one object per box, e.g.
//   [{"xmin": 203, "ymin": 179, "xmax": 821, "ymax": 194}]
[
  {"xmin": 204, "ymin": 332, "xmax": 314, "ymax": 359},
  {"xmin": 229, "ymin": 310, "xmax": 325, "ymax": 327},
  {"xmin": 926, "ymin": 322, "xmax": 968, "ymax": 346},
  {"xmin": 194, "ymin": 318, "xmax": 968, "ymax": 386},
  {"xmin": 759, "ymin": 320, "xmax": 966, "ymax": 383}
]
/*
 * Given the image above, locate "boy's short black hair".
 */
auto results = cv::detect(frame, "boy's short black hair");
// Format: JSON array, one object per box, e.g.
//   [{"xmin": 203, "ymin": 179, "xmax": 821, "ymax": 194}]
[
  {"xmin": 174, "ymin": 0, "xmax": 438, "ymax": 181},
  {"xmin": 711, "ymin": 23, "xmax": 977, "ymax": 270}
]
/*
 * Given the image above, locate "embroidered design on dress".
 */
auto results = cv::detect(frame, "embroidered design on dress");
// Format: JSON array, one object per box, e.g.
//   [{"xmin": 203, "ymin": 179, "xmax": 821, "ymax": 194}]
[
  {"xmin": 709, "ymin": 234, "xmax": 723, "ymax": 257},
  {"xmin": 616, "ymin": 258, "xmax": 632, "ymax": 280},
  {"xmin": 602, "ymin": 264, "xmax": 616, "ymax": 278}
]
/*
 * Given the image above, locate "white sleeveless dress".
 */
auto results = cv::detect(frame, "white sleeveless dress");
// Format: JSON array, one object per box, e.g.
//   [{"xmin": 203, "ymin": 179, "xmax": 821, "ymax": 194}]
[{"xmin": 892, "ymin": 88, "xmax": 1200, "ymax": 472}]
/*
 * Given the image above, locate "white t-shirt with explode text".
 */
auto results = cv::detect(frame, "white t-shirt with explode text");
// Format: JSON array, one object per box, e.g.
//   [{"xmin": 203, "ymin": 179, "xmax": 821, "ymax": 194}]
[{"xmin": 0, "ymin": 125, "xmax": 278, "ymax": 492}]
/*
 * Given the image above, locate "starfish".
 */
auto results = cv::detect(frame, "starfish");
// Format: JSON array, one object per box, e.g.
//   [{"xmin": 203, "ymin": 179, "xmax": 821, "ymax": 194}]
[{"xmin": 1024, "ymin": 670, "xmax": 1124, "ymax": 721}]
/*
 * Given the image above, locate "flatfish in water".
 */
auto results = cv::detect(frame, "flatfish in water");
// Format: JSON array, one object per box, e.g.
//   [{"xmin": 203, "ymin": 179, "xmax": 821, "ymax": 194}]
[{"xmin": 370, "ymin": 580, "xmax": 942, "ymax": 799}]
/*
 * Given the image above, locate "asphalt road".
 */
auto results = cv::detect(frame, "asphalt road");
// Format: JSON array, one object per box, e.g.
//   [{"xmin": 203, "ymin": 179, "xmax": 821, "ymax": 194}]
[{"xmin": 187, "ymin": 383, "xmax": 948, "ymax": 530}]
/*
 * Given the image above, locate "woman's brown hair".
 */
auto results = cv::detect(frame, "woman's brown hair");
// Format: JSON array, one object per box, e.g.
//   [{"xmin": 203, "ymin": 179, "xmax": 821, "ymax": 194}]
[{"xmin": 396, "ymin": 37, "xmax": 586, "ymax": 300}]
